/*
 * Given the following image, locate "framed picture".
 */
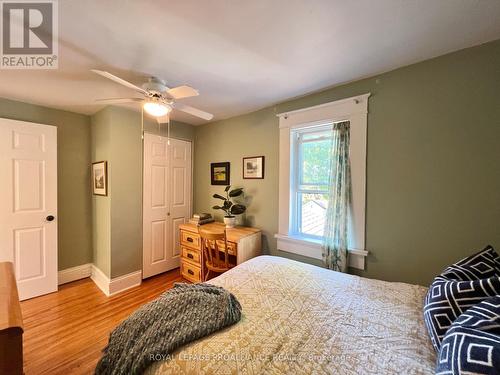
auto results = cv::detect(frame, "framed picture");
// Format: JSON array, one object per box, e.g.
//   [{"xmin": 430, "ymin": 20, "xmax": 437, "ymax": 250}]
[
  {"xmin": 92, "ymin": 161, "xmax": 108, "ymax": 196},
  {"xmin": 243, "ymin": 156, "xmax": 265, "ymax": 179},
  {"xmin": 211, "ymin": 162, "xmax": 230, "ymax": 185}
]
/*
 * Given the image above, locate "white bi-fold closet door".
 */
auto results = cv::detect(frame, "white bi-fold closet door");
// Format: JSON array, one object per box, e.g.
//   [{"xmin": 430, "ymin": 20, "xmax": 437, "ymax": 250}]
[
  {"xmin": 0, "ymin": 118, "xmax": 58, "ymax": 300},
  {"xmin": 143, "ymin": 133, "xmax": 192, "ymax": 278}
]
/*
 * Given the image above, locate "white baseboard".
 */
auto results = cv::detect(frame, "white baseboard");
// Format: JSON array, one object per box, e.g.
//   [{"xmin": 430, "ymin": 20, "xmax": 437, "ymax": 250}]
[
  {"xmin": 58, "ymin": 263, "xmax": 92, "ymax": 285},
  {"xmin": 90, "ymin": 265, "xmax": 111, "ymax": 295},
  {"xmin": 108, "ymin": 270, "xmax": 142, "ymax": 295},
  {"xmin": 90, "ymin": 265, "xmax": 142, "ymax": 297}
]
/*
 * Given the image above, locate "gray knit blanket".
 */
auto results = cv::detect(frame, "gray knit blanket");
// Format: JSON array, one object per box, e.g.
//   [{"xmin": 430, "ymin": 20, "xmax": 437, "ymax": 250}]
[{"xmin": 95, "ymin": 283, "xmax": 242, "ymax": 375}]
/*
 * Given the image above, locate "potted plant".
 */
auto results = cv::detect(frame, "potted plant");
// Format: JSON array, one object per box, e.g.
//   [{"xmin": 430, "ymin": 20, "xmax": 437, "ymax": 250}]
[{"xmin": 212, "ymin": 185, "xmax": 246, "ymax": 228}]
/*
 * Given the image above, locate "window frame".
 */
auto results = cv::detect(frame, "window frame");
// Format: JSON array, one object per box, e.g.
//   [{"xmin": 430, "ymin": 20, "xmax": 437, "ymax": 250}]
[
  {"xmin": 290, "ymin": 124, "xmax": 333, "ymax": 241},
  {"xmin": 275, "ymin": 94, "xmax": 370, "ymax": 270}
]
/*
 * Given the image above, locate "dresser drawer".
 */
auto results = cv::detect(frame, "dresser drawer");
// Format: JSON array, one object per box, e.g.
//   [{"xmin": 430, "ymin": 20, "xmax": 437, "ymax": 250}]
[
  {"xmin": 182, "ymin": 246, "xmax": 201, "ymax": 265},
  {"xmin": 181, "ymin": 260, "xmax": 202, "ymax": 283},
  {"xmin": 181, "ymin": 230, "xmax": 200, "ymax": 249},
  {"xmin": 215, "ymin": 240, "xmax": 237, "ymax": 255}
]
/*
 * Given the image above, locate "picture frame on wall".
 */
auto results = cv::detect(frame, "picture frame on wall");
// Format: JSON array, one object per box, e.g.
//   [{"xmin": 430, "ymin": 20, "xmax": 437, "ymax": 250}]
[
  {"xmin": 92, "ymin": 161, "xmax": 108, "ymax": 196},
  {"xmin": 243, "ymin": 156, "xmax": 265, "ymax": 179},
  {"xmin": 211, "ymin": 162, "xmax": 230, "ymax": 185}
]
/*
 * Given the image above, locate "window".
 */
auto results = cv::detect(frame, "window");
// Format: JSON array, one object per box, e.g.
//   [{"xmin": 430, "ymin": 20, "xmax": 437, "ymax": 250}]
[
  {"xmin": 290, "ymin": 124, "xmax": 333, "ymax": 240},
  {"xmin": 275, "ymin": 94, "xmax": 369, "ymax": 269}
]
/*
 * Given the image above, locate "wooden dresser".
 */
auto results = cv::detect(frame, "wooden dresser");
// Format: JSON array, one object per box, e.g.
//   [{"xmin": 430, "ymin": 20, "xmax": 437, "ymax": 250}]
[
  {"xmin": 0, "ymin": 262, "xmax": 23, "ymax": 375},
  {"xmin": 179, "ymin": 222, "xmax": 261, "ymax": 283}
]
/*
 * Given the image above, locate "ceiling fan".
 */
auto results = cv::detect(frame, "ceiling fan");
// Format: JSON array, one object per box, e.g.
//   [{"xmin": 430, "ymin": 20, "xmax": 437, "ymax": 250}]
[{"xmin": 91, "ymin": 69, "xmax": 213, "ymax": 122}]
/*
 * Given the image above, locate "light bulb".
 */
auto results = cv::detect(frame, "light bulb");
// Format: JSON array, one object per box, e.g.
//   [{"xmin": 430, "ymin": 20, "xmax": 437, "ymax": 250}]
[{"xmin": 143, "ymin": 101, "xmax": 171, "ymax": 117}]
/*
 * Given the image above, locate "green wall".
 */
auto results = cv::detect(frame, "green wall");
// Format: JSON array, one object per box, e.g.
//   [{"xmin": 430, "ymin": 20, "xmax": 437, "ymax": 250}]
[
  {"xmin": 108, "ymin": 108, "xmax": 143, "ymax": 278},
  {"xmin": 0, "ymin": 98, "xmax": 194, "ymax": 279},
  {"xmin": 90, "ymin": 106, "xmax": 195, "ymax": 278},
  {"xmin": 2, "ymin": 39, "xmax": 498, "ymax": 286},
  {"xmin": 194, "ymin": 107, "xmax": 283, "ymax": 261},
  {"xmin": 193, "ymin": 39, "xmax": 500, "ymax": 285},
  {"xmin": 0, "ymin": 97, "xmax": 93, "ymax": 271},
  {"xmin": 91, "ymin": 108, "xmax": 112, "ymax": 276}
]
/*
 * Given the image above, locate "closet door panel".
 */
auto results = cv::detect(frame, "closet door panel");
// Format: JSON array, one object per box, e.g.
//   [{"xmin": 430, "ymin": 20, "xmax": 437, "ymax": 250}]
[
  {"xmin": 168, "ymin": 139, "xmax": 192, "ymax": 264},
  {"xmin": 143, "ymin": 134, "xmax": 191, "ymax": 278}
]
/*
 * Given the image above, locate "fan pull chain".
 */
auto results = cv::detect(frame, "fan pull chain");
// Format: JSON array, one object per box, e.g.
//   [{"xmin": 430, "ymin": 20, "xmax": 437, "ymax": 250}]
[
  {"xmin": 141, "ymin": 106, "xmax": 144, "ymax": 140},
  {"xmin": 167, "ymin": 116, "xmax": 171, "ymax": 146}
]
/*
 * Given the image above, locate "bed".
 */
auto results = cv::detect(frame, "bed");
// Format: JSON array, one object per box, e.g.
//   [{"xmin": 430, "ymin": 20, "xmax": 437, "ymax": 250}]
[{"xmin": 146, "ymin": 255, "xmax": 436, "ymax": 374}]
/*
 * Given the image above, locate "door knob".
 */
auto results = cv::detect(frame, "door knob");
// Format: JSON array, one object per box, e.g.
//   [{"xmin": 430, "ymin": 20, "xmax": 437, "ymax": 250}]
[
  {"xmin": 46, "ymin": 215, "xmax": 55, "ymax": 222},
  {"xmin": 167, "ymin": 212, "xmax": 170, "ymax": 216}
]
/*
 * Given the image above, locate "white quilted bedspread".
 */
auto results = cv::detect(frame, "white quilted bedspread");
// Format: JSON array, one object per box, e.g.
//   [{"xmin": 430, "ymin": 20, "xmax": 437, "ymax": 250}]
[{"xmin": 146, "ymin": 255, "xmax": 436, "ymax": 374}]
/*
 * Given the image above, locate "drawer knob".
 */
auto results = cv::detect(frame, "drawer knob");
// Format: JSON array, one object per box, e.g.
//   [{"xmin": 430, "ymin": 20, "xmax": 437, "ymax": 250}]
[
  {"xmin": 186, "ymin": 237, "xmax": 193, "ymax": 243},
  {"xmin": 187, "ymin": 253, "xmax": 194, "ymax": 259},
  {"xmin": 188, "ymin": 269, "xmax": 194, "ymax": 275}
]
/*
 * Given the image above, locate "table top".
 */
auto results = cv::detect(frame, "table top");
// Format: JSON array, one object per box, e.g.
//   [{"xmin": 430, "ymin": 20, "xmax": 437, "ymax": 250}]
[{"xmin": 179, "ymin": 222, "xmax": 261, "ymax": 242}]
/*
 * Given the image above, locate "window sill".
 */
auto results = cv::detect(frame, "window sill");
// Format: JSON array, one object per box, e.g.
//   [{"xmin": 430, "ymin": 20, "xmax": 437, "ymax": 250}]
[{"xmin": 274, "ymin": 234, "xmax": 368, "ymax": 270}]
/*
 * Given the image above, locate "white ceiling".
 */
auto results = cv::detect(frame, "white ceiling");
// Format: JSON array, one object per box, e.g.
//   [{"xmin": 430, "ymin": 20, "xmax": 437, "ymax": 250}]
[{"xmin": 0, "ymin": 0, "xmax": 499, "ymax": 125}]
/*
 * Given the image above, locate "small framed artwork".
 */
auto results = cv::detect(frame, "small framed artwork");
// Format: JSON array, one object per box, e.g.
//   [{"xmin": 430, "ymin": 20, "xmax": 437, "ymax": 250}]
[
  {"xmin": 243, "ymin": 156, "xmax": 265, "ymax": 179},
  {"xmin": 92, "ymin": 161, "xmax": 108, "ymax": 196},
  {"xmin": 211, "ymin": 162, "xmax": 230, "ymax": 185}
]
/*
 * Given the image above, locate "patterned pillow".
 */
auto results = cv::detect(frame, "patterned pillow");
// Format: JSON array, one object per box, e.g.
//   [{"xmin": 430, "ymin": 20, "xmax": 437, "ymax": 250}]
[
  {"xmin": 439, "ymin": 245, "xmax": 500, "ymax": 281},
  {"xmin": 436, "ymin": 296, "xmax": 500, "ymax": 374},
  {"xmin": 424, "ymin": 245, "xmax": 500, "ymax": 352}
]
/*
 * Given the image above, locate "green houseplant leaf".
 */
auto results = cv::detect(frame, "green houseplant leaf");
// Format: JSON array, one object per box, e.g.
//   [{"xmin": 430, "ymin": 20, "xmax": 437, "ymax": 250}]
[
  {"xmin": 224, "ymin": 185, "xmax": 231, "ymax": 192},
  {"xmin": 212, "ymin": 193, "xmax": 226, "ymax": 201},
  {"xmin": 228, "ymin": 188, "xmax": 243, "ymax": 197},
  {"xmin": 230, "ymin": 204, "xmax": 246, "ymax": 215}
]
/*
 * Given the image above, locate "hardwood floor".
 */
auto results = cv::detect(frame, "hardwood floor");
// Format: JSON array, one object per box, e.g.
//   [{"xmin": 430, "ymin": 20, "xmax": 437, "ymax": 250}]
[{"xmin": 20, "ymin": 269, "xmax": 184, "ymax": 375}]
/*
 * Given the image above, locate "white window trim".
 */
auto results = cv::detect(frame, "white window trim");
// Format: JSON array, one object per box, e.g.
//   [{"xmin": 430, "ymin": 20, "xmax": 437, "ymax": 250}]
[{"xmin": 275, "ymin": 93, "xmax": 370, "ymax": 270}]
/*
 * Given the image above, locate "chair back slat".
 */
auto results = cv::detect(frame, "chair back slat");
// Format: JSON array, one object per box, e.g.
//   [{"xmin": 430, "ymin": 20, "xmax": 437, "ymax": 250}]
[
  {"xmin": 216, "ymin": 240, "xmax": 221, "ymax": 263},
  {"xmin": 202, "ymin": 238, "xmax": 212, "ymax": 264},
  {"xmin": 223, "ymin": 236, "xmax": 228, "ymax": 268},
  {"xmin": 199, "ymin": 228, "xmax": 230, "ymax": 280}
]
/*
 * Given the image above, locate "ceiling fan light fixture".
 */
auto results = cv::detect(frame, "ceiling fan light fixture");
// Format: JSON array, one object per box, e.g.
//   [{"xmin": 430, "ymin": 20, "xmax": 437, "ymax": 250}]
[
  {"xmin": 143, "ymin": 101, "xmax": 171, "ymax": 117},
  {"xmin": 92, "ymin": 70, "xmax": 213, "ymax": 120}
]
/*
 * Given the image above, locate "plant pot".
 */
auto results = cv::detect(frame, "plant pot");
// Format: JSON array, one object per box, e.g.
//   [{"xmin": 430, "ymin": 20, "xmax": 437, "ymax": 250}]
[{"xmin": 223, "ymin": 216, "xmax": 236, "ymax": 228}]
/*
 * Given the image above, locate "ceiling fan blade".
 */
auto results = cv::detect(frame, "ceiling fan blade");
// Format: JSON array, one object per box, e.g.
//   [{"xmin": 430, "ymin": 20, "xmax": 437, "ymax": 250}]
[
  {"xmin": 95, "ymin": 98, "xmax": 143, "ymax": 104},
  {"xmin": 174, "ymin": 103, "xmax": 213, "ymax": 121},
  {"xmin": 166, "ymin": 85, "xmax": 199, "ymax": 99},
  {"xmin": 91, "ymin": 69, "xmax": 148, "ymax": 95}
]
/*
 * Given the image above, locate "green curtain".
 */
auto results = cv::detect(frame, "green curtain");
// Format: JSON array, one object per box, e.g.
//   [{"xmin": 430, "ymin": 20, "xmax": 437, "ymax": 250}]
[{"xmin": 322, "ymin": 121, "xmax": 351, "ymax": 272}]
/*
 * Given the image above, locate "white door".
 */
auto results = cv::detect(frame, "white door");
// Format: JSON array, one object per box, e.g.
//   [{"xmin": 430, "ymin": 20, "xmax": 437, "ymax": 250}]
[
  {"xmin": 0, "ymin": 118, "xmax": 58, "ymax": 300},
  {"xmin": 143, "ymin": 133, "xmax": 192, "ymax": 278}
]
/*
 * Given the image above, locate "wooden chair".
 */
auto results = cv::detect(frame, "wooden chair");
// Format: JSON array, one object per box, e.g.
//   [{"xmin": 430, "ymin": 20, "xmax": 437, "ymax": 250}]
[{"xmin": 199, "ymin": 228, "xmax": 235, "ymax": 281}]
